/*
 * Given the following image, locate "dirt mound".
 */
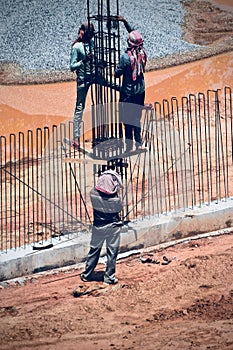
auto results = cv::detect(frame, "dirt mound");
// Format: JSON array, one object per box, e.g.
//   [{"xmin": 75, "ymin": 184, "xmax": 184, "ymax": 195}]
[
  {"xmin": 147, "ymin": 0, "xmax": 233, "ymax": 71},
  {"xmin": 182, "ymin": 0, "xmax": 233, "ymax": 45}
]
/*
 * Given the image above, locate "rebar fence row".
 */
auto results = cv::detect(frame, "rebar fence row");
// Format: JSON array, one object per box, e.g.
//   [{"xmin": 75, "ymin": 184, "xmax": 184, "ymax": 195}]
[{"xmin": 0, "ymin": 87, "xmax": 232, "ymax": 252}]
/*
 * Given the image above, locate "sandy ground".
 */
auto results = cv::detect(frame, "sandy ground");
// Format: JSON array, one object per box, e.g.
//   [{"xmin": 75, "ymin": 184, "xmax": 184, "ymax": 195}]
[
  {"xmin": 0, "ymin": 232, "xmax": 233, "ymax": 350},
  {"xmin": 1, "ymin": 51, "xmax": 232, "ymax": 140},
  {"xmin": 0, "ymin": 1, "xmax": 233, "ymax": 349}
]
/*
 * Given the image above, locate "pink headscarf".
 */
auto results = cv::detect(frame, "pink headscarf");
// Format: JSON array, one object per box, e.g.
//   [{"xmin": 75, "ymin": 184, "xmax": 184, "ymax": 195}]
[
  {"xmin": 95, "ymin": 170, "xmax": 123, "ymax": 195},
  {"xmin": 127, "ymin": 30, "xmax": 147, "ymax": 81}
]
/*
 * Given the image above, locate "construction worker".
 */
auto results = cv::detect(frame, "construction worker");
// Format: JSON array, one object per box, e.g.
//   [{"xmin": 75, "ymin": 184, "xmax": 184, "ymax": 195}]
[
  {"xmin": 70, "ymin": 22, "xmax": 95, "ymax": 150},
  {"xmin": 80, "ymin": 170, "xmax": 123, "ymax": 285},
  {"xmin": 115, "ymin": 17, "xmax": 147, "ymax": 152}
]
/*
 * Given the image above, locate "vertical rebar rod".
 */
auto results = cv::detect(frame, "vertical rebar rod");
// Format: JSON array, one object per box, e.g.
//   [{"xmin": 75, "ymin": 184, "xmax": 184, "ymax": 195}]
[
  {"xmin": 216, "ymin": 90, "xmax": 227, "ymax": 200},
  {"xmin": 36, "ymin": 129, "xmax": 40, "ymax": 241},
  {"xmin": 181, "ymin": 97, "xmax": 190, "ymax": 208},
  {"xmin": 172, "ymin": 97, "xmax": 183, "ymax": 210},
  {"xmin": 193, "ymin": 93, "xmax": 202, "ymax": 206},
  {"xmin": 197, "ymin": 93, "xmax": 205, "ymax": 205},
  {"xmin": 0, "ymin": 137, "xmax": 5, "ymax": 251},
  {"xmin": 169, "ymin": 99, "xmax": 178, "ymax": 211},
  {"xmin": 207, "ymin": 90, "xmax": 213, "ymax": 202},
  {"xmin": 162, "ymin": 99, "xmax": 171, "ymax": 213},
  {"xmin": 151, "ymin": 108, "xmax": 160, "ymax": 215},
  {"xmin": 9, "ymin": 134, "xmax": 14, "ymax": 248},
  {"xmin": 30, "ymin": 129, "xmax": 36, "ymax": 245},
  {"xmin": 154, "ymin": 102, "xmax": 164, "ymax": 214}
]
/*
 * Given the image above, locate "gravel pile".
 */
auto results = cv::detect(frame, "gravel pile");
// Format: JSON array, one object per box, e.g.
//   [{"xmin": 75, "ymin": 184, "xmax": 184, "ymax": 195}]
[{"xmin": 0, "ymin": 0, "xmax": 200, "ymax": 74}]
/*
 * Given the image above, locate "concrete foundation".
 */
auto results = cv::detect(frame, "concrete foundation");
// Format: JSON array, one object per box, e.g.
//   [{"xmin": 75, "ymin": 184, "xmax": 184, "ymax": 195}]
[{"xmin": 0, "ymin": 198, "xmax": 232, "ymax": 281}]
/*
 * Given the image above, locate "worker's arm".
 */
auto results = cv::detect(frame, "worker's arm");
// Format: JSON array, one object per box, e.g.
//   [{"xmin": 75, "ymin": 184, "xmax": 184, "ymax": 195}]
[
  {"xmin": 117, "ymin": 16, "xmax": 134, "ymax": 33},
  {"xmin": 114, "ymin": 53, "xmax": 128, "ymax": 78},
  {"xmin": 70, "ymin": 42, "xmax": 93, "ymax": 72}
]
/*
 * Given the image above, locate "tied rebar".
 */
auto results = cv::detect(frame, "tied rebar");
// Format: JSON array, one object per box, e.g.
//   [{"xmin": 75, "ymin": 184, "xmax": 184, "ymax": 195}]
[{"xmin": 0, "ymin": 87, "xmax": 232, "ymax": 252}]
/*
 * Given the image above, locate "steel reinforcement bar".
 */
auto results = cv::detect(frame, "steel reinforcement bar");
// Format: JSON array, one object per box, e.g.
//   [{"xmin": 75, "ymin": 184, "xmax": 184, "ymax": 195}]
[{"xmin": 0, "ymin": 87, "xmax": 232, "ymax": 252}]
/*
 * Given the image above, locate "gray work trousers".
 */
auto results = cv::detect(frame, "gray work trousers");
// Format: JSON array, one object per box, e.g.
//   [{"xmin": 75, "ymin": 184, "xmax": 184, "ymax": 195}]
[
  {"xmin": 73, "ymin": 82, "xmax": 90, "ymax": 140},
  {"xmin": 73, "ymin": 76, "xmax": 120, "ymax": 140},
  {"xmin": 82, "ymin": 225, "xmax": 121, "ymax": 282}
]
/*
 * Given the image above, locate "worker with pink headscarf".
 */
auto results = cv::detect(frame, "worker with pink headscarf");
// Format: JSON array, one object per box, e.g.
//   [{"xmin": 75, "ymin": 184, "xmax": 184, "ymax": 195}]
[
  {"xmin": 115, "ymin": 17, "xmax": 147, "ymax": 152},
  {"xmin": 81, "ymin": 170, "xmax": 123, "ymax": 285}
]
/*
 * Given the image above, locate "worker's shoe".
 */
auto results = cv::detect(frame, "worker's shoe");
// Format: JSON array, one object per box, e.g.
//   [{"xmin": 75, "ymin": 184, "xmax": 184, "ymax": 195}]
[
  {"xmin": 70, "ymin": 139, "xmax": 80, "ymax": 150},
  {"xmin": 136, "ymin": 141, "xmax": 146, "ymax": 151},
  {"xmin": 80, "ymin": 273, "xmax": 91, "ymax": 282},
  {"xmin": 143, "ymin": 103, "xmax": 154, "ymax": 110},
  {"xmin": 103, "ymin": 276, "xmax": 119, "ymax": 285}
]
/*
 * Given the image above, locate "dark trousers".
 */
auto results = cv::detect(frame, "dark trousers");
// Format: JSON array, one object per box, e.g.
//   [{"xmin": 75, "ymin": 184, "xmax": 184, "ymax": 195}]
[
  {"xmin": 119, "ymin": 91, "xmax": 145, "ymax": 148},
  {"xmin": 82, "ymin": 225, "xmax": 121, "ymax": 281},
  {"xmin": 74, "ymin": 75, "xmax": 120, "ymax": 139}
]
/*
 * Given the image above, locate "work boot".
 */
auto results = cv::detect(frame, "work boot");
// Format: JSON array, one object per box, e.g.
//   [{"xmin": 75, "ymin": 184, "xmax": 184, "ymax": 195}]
[
  {"xmin": 70, "ymin": 139, "xmax": 80, "ymax": 150},
  {"xmin": 80, "ymin": 273, "xmax": 91, "ymax": 282},
  {"xmin": 103, "ymin": 276, "xmax": 119, "ymax": 285}
]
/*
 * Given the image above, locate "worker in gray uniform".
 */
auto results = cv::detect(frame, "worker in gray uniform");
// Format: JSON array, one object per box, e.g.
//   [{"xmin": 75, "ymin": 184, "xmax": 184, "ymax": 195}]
[{"xmin": 81, "ymin": 169, "xmax": 123, "ymax": 285}]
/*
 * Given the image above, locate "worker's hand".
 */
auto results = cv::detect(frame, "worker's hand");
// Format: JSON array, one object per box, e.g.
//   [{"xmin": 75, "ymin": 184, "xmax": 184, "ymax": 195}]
[
  {"xmin": 116, "ymin": 15, "xmax": 127, "ymax": 23},
  {"xmin": 106, "ymin": 15, "xmax": 127, "ymax": 30},
  {"xmin": 97, "ymin": 60, "xmax": 107, "ymax": 69},
  {"xmin": 82, "ymin": 52, "xmax": 92, "ymax": 63}
]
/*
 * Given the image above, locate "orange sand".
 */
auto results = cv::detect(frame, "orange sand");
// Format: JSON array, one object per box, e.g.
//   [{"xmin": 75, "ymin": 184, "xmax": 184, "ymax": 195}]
[{"xmin": 0, "ymin": 52, "xmax": 232, "ymax": 138}]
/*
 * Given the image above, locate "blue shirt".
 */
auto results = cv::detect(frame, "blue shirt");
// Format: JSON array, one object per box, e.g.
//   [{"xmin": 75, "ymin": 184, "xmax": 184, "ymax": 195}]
[
  {"xmin": 70, "ymin": 39, "xmax": 95, "ymax": 84},
  {"xmin": 115, "ymin": 52, "xmax": 145, "ymax": 97}
]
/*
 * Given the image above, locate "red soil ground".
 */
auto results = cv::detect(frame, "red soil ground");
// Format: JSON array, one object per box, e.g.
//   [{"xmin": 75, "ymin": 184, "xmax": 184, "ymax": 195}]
[{"xmin": 0, "ymin": 232, "xmax": 233, "ymax": 350}]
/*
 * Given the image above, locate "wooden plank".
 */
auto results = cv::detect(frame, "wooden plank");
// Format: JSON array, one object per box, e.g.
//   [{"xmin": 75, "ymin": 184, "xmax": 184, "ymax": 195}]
[{"xmin": 63, "ymin": 158, "xmax": 108, "ymax": 165}]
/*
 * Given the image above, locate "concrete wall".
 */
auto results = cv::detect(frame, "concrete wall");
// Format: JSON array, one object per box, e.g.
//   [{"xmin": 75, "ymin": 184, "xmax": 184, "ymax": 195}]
[{"xmin": 0, "ymin": 198, "xmax": 232, "ymax": 281}]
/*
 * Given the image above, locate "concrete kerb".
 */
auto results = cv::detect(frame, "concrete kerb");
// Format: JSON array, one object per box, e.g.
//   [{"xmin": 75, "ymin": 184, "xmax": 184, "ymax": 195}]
[{"xmin": 0, "ymin": 198, "xmax": 232, "ymax": 282}]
